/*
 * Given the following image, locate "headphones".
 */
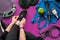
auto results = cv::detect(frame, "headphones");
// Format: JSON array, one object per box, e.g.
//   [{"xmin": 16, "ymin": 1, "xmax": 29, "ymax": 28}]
[{"xmin": 40, "ymin": 26, "xmax": 60, "ymax": 38}]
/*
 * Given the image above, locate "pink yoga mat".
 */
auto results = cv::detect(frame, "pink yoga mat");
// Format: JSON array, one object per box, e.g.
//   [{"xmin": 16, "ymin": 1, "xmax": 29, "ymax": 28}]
[{"xmin": 2, "ymin": 0, "xmax": 60, "ymax": 40}]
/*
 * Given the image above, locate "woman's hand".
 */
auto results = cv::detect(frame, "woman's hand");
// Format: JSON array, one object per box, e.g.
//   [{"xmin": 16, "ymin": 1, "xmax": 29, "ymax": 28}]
[
  {"xmin": 11, "ymin": 16, "xmax": 19, "ymax": 25},
  {"xmin": 19, "ymin": 18, "xmax": 26, "ymax": 28},
  {"xmin": 6, "ymin": 16, "xmax": 19, "ymax": 32},
  {"xmin": 19, "ymin": 18, "xmax": 26, "ymax": 40}
]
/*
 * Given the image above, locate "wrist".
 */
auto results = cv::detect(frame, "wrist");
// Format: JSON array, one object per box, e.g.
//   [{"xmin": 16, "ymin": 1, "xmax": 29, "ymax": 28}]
[
  {"xmin": 20, "ymin": 25, "xmax": 24, "ymax": 28},
  {"xmin": 11, "ymin": 22, "xmax": 15, "ymax": 25},
  {"xmin": 20, "ymin": 27, "xmax": 24, "ymax": 30},
  {"xmin": 20, "ymin": 27, "xmax": 24, "ymax": 29}
]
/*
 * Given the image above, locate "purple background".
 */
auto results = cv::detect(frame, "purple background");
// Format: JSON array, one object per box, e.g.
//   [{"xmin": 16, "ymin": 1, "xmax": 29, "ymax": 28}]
[{"xmin": 2, "ymin": 0, "xmax": 60, "ymax": 40}]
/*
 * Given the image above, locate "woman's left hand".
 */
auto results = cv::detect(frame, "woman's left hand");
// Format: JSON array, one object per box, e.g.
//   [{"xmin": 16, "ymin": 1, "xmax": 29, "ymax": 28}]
[{"xmin": 11, "ymin": 16, "xmax": 19, "ymax": 25}]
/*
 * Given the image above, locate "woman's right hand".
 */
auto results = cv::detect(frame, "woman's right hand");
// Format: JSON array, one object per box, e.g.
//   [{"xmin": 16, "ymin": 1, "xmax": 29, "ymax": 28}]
[{"xmin": 19, "ymin": 18, "xmax": 26, "ymax": 28}]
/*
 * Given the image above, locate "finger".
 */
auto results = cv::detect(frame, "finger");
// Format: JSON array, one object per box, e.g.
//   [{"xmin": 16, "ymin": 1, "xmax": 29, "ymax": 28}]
[
  {"xmin": 13, "ymin": 16, "xmax": 17, "ymax": 18},
  {"xmin": 17, "ymin": 16, "xmax": 19, "ymax": 18},
  {"xmin": 14, "ymin": 16, "xmax": 17, "ymax": 18},
  {"xmin": 22, "ymin": 18, "xmax": 26, "ymax": 21},
  {"xmin": 15, "ymin": 16, "xmax": 19, "ymax": 19},
  {"xmin": 13, "ymin": 16, "xmax": 18, "ymax": 19},
  {"xmin": 13, "ymin": 16, "xmax": 17, "ymax": 17}
]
